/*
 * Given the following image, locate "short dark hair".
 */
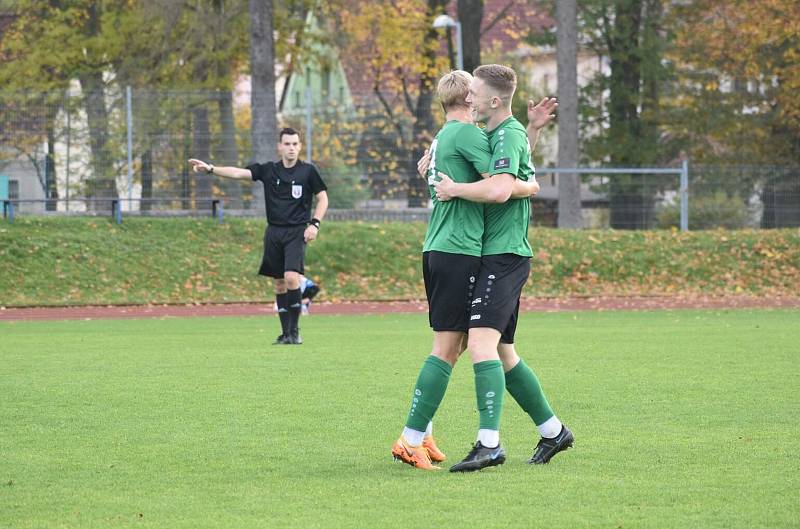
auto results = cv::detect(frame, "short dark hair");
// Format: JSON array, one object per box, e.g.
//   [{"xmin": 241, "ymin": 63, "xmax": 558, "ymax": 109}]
[
  {"xmin": 473, "ymin": 64, "xmax": 517, "ymax": 100},
  {"xmin": 279, "ymin": 127, "xmax": 300, "ymax": 141}
]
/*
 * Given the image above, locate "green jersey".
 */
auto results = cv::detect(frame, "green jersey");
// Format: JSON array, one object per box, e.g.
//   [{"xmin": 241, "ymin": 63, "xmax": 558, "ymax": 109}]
[
  {"xmin": 423, "ymin": 120, "xmax": 492, "ymax": 257},
  {"xmin": 482, "ymin": 116, "xmax": 534, "ymax": 257}
]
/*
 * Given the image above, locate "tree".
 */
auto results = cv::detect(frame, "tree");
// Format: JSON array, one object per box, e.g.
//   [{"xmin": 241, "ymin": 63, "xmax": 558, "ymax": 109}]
[
  {"xmin": 556, "ymin": 0, "xmax": 582, "ymax": 228},
  {"xmin": 457, "ymin": 0, "xmax": 483, "ymax": 72},
  {"xmin": 0, "ymin": 1, "xmax": 115, "ymax": 208},
  {"xmin": 668, "ymin": 0, "xmax": 800, "ymax": 227},
  {"xmin": 249, "ymin": 0, "xmax": 278, "ymax": 210},
  {"xmin": 578, "ymin": 0, "xmax": 669, "ymax": 229},
  {"xmin": 337, "ymin": 0, "xmax": 448, "ymax": 207}
]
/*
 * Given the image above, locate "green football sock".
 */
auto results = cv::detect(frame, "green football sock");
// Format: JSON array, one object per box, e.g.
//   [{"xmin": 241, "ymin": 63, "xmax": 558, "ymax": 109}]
[
  {"xmin": 504, "ymin": 359, "xmax": 554, "ymax": 425},
  {"xmin": 404, "ymin": 355, "xmax": 452, "ymax": 432},
  {"xmin": 474, "ymin": 360, "xmax": 504, "ymax": 431}
]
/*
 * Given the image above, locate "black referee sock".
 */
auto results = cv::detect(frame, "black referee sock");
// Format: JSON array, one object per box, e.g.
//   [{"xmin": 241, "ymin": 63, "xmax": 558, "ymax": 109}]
[
  {"xmin": 276, "ymin": 292, "xmax": 290, "ymax": 337},
  {"xmin": 287, "ymin": 288, "xmax": 302, "ymax": 335}
]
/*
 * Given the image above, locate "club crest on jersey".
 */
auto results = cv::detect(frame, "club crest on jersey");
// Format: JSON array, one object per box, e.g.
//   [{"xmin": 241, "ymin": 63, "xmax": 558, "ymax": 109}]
[
  {"xmin": 494, "ymin": 157, "xmax": 510, "ymax": 170},
  {"xmin": 292, "ymin": 184, "xmax": 303, "ymax": 199}
]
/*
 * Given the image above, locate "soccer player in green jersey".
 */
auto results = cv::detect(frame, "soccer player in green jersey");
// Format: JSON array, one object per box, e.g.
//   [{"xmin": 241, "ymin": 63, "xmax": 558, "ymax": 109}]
[
  {"xmin": 391, "ymin": 70, "xmax": 542, "ymax": 471},
  {"xmin": 435, "ymin": 64, "xmax": 574, "ymax": 472}
]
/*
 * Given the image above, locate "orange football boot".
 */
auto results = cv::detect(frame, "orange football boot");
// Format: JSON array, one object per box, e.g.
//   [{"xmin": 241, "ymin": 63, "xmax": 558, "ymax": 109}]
[
  {"xmin": 422, "ymin": 435, "xmax": 446, "ymax": 462},
  {"xmin": 391, "ymin": 436, "xmax": 440, "ymax": 470}
]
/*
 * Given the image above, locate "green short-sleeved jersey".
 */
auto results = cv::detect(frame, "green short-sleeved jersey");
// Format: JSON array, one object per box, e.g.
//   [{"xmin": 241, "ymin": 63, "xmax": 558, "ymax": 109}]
[
  {"xmin": 482, "ymin": 116, "xmax": 534, "ymax": 257},
  {"xmin": 422, "ymin": 121, "xmax": 492, "ymax": 257}
]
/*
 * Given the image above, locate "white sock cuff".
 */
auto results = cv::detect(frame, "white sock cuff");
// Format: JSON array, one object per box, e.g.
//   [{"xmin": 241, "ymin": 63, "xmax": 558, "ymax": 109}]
[
  {"xmin": 477, "ymin": 429, "xmax": 500, "ymax": 448},
  {"xmin": 538, "ymin": 416, "xmax": 563, "ymax": 438},
  {"xmin": 402, "ymin": 427, "xmax": 426, "ymax": 447}
]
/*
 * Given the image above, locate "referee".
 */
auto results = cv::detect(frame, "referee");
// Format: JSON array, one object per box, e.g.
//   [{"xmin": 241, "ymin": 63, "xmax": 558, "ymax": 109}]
[{"xmin": 189, "ymin": 127, "xmax": 328, "ymax": 345}]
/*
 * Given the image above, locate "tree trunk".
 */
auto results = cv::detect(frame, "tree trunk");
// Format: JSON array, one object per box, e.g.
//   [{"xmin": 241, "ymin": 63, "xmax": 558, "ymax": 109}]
[
  {"xmin": 607, "ymin": 0, "xmax": 654, "ymax": 229},
  {"xmin": 457, "ymin": 0, "xmax": 483, "ymax": 73},
  {"xmin": 78, "ymin": 3, "xmax": 117, "ymax": 210},
  {"xmin": 182, "ymin": 112, "xmax": 191, "ymax": 210},
  {"xmin": 249, "ymin": 0, "xmax": 278, "ymax": 212},
  {"xmin": 141, "ymin": 149, "xmax": 152, "ymax": 212},
  {"xmin": 79, "ymin": 71, "xmax": 117, "ymax": 209},
  {"xmin": 213, "ymin": 0, "xmax": 242, "ymax": 209},
  {"xmin": 45, "ymin": 123, "xmax": 58, "ymax": 211},
  {"xmin": 408, "ymin": 0, "xmax": 448, "ymax": 207},
  {"xmin": 192, "ymin": 105, "xmax": 212, "ymax": 210},
  {"xmin": 556, "ymin": 0, "xmax": 582, "ymax": 228},
  {"xmin": 217, "ymin": 90, "xmax": 243, "ymax": 208}
]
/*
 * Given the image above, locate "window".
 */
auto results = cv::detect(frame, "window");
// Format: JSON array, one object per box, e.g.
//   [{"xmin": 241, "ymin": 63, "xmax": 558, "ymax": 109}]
[{"xmin": 9, "ymin": 179, "xmax": 19, "ymax": 200}]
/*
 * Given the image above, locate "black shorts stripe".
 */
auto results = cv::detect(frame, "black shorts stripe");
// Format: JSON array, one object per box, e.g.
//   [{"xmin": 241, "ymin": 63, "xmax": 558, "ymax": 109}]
[{"xmin": 468, "ymin": 254, "xmax": 531, "ymax": 343}]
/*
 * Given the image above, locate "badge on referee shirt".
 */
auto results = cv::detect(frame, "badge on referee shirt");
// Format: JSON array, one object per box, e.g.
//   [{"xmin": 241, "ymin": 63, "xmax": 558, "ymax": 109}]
[{"xmin": 292, "ymin": 184, "xmax": 303, "ymax": 199}]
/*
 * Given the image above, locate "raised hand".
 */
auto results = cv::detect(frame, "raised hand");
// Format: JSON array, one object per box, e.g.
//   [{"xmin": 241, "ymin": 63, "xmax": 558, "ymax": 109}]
[{"xmin": 527, "ymin": 97, "xmax": 558, "ymax": 130}]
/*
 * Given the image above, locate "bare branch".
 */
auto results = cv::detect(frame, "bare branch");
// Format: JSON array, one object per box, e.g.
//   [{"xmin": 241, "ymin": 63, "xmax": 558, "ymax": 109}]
[
  {"xmin": 399, "ymin": 70, "xmax": 415, "ymax": 116},
  {"xmin": 480, "ymin": 0, "xmax": 514, "ymax": 37},
  {"xmin": 373, "ymin": 72, "xmax": 405, "ymax": 139}
]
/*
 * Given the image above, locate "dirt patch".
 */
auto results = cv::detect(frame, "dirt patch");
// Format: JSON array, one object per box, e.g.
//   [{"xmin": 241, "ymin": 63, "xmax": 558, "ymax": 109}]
[{"xmin": 1, "ymin": 296, "xmax": 797, "ymax": 322}]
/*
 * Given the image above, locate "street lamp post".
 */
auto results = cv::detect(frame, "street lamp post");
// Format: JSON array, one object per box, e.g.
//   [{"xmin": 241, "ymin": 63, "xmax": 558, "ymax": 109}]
[{"xmin": 433, "ymin": 14, "xmax": 463, "ymax": 71}]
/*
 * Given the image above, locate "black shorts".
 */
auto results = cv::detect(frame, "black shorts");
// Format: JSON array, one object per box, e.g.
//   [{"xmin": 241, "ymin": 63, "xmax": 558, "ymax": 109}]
[
  {"xmin": 469, "ymin": 253, "xmax": 531, "ymax": 344},
  {"xmin": 259, "ymin": 225, "xmax": 306, "ymax": 278},
  {"xmin": 423, "ymin": 251, "xmax": 482, "ymax": 332}
]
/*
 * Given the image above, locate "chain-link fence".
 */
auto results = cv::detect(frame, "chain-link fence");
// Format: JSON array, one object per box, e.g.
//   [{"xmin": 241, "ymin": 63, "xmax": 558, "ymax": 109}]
[{"xmin": 1, "ymin": 88, "xmax": 798, "ymax": 229}]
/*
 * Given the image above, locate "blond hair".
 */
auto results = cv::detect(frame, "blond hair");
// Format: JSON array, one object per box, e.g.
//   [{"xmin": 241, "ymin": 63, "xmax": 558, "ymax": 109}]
[
  {"xmin": 437, "ymin": 70, "xmax": 472, "ymax": 112},
  {"xmin": 473, "ymin": 64, "xmax": 517, "ymax": 100}
]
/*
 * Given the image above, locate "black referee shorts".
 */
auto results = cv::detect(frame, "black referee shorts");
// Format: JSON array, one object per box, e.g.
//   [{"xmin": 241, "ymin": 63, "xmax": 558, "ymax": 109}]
[
  {"xmin": 259, "ymin": 225, "xmax": 306, "ymax": 278},
  {"xmin": 469, "ymin": 253, "xmax": 531, "ymax": 344},
  {"xmin": 423, "ymin": 251, "xmax": 482, "ymax": 332}
]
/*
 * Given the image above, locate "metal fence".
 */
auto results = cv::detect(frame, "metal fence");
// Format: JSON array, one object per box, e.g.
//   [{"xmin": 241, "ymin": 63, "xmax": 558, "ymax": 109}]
[{"xmin": 1, "ymin": 88, "xmax": 798, "ymax": 229}]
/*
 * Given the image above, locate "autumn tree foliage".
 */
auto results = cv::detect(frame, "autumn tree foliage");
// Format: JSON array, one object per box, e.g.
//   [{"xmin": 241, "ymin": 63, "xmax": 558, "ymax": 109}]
[
  {"xmin": 666, "ymin": 0, "xmax": 800, "ymax": 227},
  {"xmin": 668, "ymin": 0, "xmax": 800, "ymax": 164},
  {"xmin": 334, "ymin": 0, "xmax": 449, "ymax": 206}
]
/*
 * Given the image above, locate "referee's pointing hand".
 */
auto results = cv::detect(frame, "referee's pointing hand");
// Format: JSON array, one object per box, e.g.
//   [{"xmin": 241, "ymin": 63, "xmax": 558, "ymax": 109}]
[{"xmin": 188, "ymin": 158, "xmax": 211, "ymax": 173}]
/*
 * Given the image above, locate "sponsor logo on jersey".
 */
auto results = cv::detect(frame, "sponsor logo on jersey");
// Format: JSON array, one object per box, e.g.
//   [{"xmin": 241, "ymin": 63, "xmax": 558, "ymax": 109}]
[{"xmin": 494, "ymin": 158, "xmax": 510, "ymax": 170}]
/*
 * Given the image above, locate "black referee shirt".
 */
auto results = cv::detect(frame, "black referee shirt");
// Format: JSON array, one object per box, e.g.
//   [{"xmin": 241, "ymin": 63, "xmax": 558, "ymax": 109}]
[{"xmin": 247, "ymin": 161, "xmax": 327, "ymax": 226}]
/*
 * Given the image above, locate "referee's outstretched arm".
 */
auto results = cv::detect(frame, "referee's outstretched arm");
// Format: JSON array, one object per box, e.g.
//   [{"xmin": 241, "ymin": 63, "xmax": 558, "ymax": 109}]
[{"xmin": 188, "ymin": 158, "xmax": 251, "ymax": 180}]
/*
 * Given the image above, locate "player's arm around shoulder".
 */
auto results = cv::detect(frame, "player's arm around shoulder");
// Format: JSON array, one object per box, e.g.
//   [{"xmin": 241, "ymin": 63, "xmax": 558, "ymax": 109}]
[
  {"xmin": 509, "ymin": 176, "xmax": 540, "ymax": 199},
  {"xmin": 434, "ymin": 171, "xmax": 515, "ymax": 203}
]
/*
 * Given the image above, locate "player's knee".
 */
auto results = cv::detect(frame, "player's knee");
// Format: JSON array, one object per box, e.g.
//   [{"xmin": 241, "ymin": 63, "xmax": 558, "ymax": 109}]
[
  {"xmin": 467, "ymin": 330, "xmax": 501, "ymax": 362},
  {"xmin": 432, "ymin": 348, "xmax": 460, "ymax": 366},
  {"xmin": 284, "ymin": 271, "xmax": 301, "ymax": 289}
]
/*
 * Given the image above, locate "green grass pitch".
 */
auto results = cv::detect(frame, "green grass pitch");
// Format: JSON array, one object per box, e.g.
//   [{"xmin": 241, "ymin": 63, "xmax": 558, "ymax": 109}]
[{"xmin": 1, "ymin": 309, "xmax": 798, "ymax": 528}]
